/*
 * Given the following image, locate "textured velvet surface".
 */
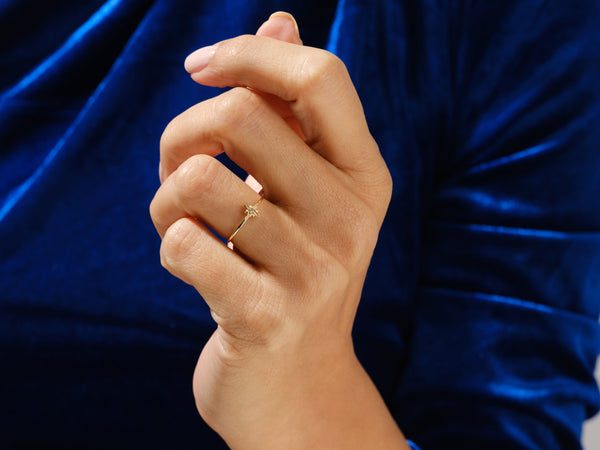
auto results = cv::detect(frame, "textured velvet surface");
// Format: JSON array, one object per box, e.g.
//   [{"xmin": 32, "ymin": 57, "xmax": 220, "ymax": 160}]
[{"xmin": 1, "ymin": 0, "xmax": 600, "ymax": 448}]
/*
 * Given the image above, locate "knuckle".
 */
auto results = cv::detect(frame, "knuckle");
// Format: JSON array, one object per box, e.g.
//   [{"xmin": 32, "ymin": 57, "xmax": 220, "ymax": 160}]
[
  {"xmin": 174, "ymin": 154, "xmax": 220, "ymax": 201},
  {"xmin": 349, "ymin": 208, "xmax": 379, "ymax": 259},
  {"xmin": 160, "ymin": 218, "xmax": 197, "ymax": 269},
  {"xmin": 159, "ymin": 117, "xmax": 176, "ymax": 151},
  {"xmin": 380, "ymin": 167, "xmax": 394, "ymax": 205},
  {"xmin": 149, "ymin": 195, "xmax": 160, "ymax": 228},
  {"xmin": 159, "ymin": 113, "xmax": 189, "ymax": 176},
  {"xmin": 357, "ymin": 157, "xmax": 395, "ymax": 217},
  {"xmin": 298, "ymin": 50, "xmax": 348, "ymax": 93},
  {"xmin": 159, "ymin": 116, "xmax": 182, "ymax": 169},
  {"xmin": 211, "ymin": 87, "xmax": 263, "ymax": 133},
  {"xmin": 336, "ymin": 199, "xmax": 379, "ymax": 263}
]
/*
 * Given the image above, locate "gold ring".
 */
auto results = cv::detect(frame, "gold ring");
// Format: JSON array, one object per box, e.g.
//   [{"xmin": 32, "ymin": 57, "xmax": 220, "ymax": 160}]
[{"xmin": 227, "ymin": 196, "xmax": 264, "ymax": 243}]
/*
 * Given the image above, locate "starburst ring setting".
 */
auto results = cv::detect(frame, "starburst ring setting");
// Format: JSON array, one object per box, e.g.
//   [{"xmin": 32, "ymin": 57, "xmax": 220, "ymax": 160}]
[{"xmin": 227, "ymin": 196, "xmax": 264, "ymax": 243}]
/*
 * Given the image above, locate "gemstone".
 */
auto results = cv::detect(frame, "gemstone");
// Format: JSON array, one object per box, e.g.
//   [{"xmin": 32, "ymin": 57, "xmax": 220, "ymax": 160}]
[{"xmin": 245, "ymin": 205, "xmax": 259, "ymax": 218}]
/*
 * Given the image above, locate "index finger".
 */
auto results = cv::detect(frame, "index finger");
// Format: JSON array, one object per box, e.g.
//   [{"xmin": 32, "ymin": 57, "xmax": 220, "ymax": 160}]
[{"xmin": 184, "ymin": 35, "xmax": 383, "ymax": 176}]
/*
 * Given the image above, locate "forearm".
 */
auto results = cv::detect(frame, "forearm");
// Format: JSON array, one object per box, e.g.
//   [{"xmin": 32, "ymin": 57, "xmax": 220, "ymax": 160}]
[{"xmin": 223, "ymin": 351, "xmax": 410, "ymax": 450}]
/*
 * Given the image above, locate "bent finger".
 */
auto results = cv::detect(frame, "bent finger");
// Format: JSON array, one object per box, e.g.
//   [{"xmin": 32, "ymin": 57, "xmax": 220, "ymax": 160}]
[
  {"xmin": 150, "ymin": 154, "xmax": 297, "ymax": 271},
  {"xmin": 254, "ymin": 13, "xmax": 305, "ymax": 138},
  {"xmin": 256, "ymin": 12, "xmax": 303, "ymax": 45},
  {"xmin": 184, "ymin": 35, "xmax": 382, "ymax": 176},
  {"xmin": 159, "ymin": 87, "xmax": 335, "ymax": 208},
  {"xmin": 160, "ymin": 217, "xmax": 265, "ymax": 327}
]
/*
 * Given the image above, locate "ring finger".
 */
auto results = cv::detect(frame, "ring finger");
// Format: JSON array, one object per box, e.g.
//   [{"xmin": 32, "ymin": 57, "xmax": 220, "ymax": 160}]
[{"xmin": 150, "ymin": 154, "xmax": 297, "ymax": 271}]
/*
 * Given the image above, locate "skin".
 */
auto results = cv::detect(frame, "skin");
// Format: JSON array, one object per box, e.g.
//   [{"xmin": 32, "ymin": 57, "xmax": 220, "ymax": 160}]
[{"xmin": 150, "ymin": 12, "xmax": 411, "ymax": 450}]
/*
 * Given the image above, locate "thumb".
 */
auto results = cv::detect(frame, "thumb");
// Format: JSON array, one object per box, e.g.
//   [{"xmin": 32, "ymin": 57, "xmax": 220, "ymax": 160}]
[
  {"xmin": 249, "ymin": 11, "xmax": 305, "ymax": 140},
  {"xmin": 243, "ymin": 13, "xmax": 303, "ymax": 205},
  {"xmin": 256, "ymin": 11, "xmax": 302, "ymax": 45}
]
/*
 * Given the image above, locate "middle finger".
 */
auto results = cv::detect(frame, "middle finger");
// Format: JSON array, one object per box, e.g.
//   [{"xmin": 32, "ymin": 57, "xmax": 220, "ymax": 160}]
[{"xmin": 160, "ymin": 87, "xmax": 335, "ymax": 208}]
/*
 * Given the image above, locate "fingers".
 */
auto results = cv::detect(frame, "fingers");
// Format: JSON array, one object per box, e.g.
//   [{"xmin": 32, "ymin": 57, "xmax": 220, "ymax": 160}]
[
  {"xmin": 159, "ymin": 216, "xmax": 266, "ymax": 328},
  {"xmin": 256, "ymin": 12, "xmax": 302, "ymax": 45},
  {"xmin": 250, "ymin": 13, "xmax": 307, "ymax": 141},
  {"xmin": 150, "ymin": 154, "xmax": 293, "ymax": 269},
  {"xmin": 156, "ymin": 112, "xmax": 381, "ymax": 271},
  {"xmin": 159, "ymin": 87, "xmax": 333, "ymax": 207},
  {"xmin": 183, "ymin": 33, "xmax": 381, "ymax": 175}
]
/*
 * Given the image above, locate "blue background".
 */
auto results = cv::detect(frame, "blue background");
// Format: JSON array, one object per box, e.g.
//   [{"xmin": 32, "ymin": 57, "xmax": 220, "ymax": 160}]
[{"xmin": 1, "ymin": 1, "xmax": 600, "ymax": 448}]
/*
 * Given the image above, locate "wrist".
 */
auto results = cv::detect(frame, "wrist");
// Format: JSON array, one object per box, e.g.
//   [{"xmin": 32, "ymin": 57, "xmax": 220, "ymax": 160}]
[{"xmin": 220, "ymin": 349, "xmax": 409, "ymax": 450}]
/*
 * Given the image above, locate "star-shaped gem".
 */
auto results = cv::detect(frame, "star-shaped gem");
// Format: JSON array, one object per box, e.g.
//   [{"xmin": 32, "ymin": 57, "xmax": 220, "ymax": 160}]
[{"xmin": 244, "ymin": 204, "xmax": 260, "ymax": 218}]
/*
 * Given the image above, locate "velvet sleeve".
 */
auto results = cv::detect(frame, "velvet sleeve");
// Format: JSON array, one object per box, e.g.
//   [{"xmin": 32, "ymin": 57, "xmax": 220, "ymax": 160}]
[{"xmin": 390, "ymin": 2, "xmax": 600, "ymax": 448}]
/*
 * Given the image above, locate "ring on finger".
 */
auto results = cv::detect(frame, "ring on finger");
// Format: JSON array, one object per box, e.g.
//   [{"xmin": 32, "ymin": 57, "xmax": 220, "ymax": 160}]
[{"xmin": 227, "ymin": 196, "xmax": 264, "ymax": 243}]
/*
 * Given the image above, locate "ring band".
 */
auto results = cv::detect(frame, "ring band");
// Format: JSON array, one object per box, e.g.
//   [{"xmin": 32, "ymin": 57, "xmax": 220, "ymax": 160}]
[{"xmin": 227, "ymin": 196, "xmax": 264, "ymax": 243}]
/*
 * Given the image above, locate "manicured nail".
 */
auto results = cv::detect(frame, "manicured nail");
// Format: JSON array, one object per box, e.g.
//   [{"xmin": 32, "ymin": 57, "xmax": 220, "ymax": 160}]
[
  {"xmin": 269, "ymin": 11, "xmax": 299, "ymax": 37},
  {"xmin": 184, "ymin": 44, "xmax": 216, "ymax": 73}
]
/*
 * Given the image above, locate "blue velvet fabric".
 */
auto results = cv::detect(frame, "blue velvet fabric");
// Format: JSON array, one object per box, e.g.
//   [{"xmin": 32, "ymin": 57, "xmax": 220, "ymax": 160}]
[{"xmin": 1, "ymin": 0, "xmax": 599, "ymax": 448}]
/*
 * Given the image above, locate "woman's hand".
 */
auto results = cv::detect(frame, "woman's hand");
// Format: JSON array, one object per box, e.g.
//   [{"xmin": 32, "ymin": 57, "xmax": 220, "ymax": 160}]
[{"xmin": 150, "ymin": 13, "xmax": 409, "ymax": 450}]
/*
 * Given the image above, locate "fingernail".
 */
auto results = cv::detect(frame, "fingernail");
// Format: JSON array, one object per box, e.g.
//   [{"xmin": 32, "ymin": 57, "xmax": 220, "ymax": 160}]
[
  {"xmin": 184, "ymin": 44, "xmax": 216, "ymax": 74},
  {"xmin": 269, "ymin": 11, "xmax": 300, "ymax": 37},
  {"xmin": 159, "ymin": 162, "xmax": 165, "ymax": 183}
]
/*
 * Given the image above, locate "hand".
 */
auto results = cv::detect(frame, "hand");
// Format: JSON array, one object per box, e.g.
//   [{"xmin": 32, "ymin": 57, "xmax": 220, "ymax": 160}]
[{"xmin": 150, "ymin": 12, "xmax": 409, "ymax": 450}]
